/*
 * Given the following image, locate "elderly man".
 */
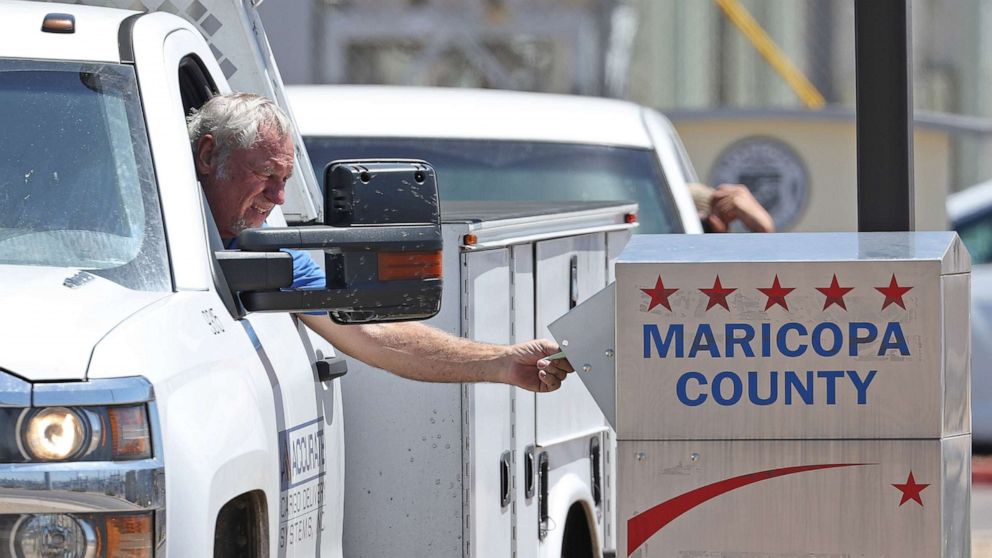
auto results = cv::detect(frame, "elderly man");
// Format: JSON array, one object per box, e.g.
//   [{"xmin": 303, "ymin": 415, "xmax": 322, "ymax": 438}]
[{"xmin": 188, "ymin": 93, "xmax": 572, "ymax": 392}]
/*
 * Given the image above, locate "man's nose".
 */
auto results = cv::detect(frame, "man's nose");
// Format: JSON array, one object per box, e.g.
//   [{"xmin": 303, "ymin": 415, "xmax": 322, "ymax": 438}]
[{"xmin": 263, "ymin": 179, "xmax": 286, "ymax": 205}]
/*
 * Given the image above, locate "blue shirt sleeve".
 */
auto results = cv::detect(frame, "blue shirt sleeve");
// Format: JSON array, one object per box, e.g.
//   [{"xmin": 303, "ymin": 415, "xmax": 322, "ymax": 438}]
[
  {"xmin": 284, "ymin": 248, "xmax": 326, "ymax": 290},
  {"xmin": 284, "ymin": 249, "xmax": 328, "ymax": 316}
]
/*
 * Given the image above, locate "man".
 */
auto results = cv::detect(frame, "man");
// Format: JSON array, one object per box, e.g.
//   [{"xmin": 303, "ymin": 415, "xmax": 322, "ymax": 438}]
[
  {"xmin": 188, "ymin": 93, "xmax": 572, "ymax": 392},
  {"xmin": 688, "ymin": 182, "xmax": 775, "ymax": 233}
]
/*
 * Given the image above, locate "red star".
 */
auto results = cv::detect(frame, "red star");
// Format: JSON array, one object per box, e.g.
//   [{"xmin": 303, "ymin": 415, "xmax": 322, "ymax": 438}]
[
  {"xmin": 757, "ymin": 275, "xmax": 795, "ymax": 311},
  {"xmin": 875, "ymin": 274, "xmax": 912, "ymax": 310},
  {"xmin": 640, "ymin": 275, "xmax": 678, "ymax": 311},
  {"xmin": 699, "ymin": 275, "xmax": 736, "ymax": 311},
  {"xmin": 892, "ymin": 471, "xmax": 929, "ymax": 507},
  {"xmin": 816, "ymin": 274, "xmax": 854, "ymax": 310}
]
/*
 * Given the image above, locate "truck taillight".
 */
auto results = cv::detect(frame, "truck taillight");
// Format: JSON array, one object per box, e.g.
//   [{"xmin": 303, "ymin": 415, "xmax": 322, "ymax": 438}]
[{"xmin": 378, "ymin": 251, "xmax": 443, "ymax": 281}]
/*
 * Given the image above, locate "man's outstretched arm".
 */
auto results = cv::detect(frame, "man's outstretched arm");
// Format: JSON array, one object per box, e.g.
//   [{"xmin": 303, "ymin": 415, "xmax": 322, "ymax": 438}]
[{"xmin": 299, "ymin": 314, "xmax": 573, "ymax": 392}]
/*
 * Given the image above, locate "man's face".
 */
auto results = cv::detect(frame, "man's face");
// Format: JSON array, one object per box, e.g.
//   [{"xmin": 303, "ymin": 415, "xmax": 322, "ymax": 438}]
[{"xmin": 196, "ymin": 126, "xmax": 294, "ymax": 239}]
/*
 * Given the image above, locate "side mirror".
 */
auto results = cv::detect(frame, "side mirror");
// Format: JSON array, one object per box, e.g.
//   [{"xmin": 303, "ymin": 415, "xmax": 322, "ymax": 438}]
[{"xmin": 223, "ymin": 160, "xmax": 443, "ymax": 323}]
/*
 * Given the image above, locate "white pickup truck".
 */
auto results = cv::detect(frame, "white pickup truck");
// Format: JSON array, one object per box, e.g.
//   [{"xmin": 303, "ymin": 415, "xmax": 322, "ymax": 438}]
[{"xmin": 0, "ymin": 1, "xmax": 449, "ymax": 557}]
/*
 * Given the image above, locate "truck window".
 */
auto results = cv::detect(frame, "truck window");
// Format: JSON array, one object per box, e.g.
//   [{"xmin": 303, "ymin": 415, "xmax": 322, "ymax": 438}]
[
  {"xmin": 178, "ymin": 55, "xmax": 218, "ymax": 117},
  {"xmin": 303, "ymin": 138, "xmax": 684, "ymax": 234},
  {"xmin": 0, "ymin": 60, "xmax": 169, "ymax": 291}
]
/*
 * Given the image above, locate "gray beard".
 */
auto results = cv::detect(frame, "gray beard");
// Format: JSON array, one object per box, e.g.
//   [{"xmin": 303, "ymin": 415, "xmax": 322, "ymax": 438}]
[{"xmin": 230, "ymin": 216, "xmax": 250, "ymax": 237}]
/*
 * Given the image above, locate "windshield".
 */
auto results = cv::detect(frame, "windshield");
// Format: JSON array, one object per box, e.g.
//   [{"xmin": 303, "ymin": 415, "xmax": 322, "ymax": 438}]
[
  {"xmin": 0, "ymin": 60, "xmax": 169, "ymax": 291},
  {"xmin": 954, "ymin": 210, "xmax": 992, "ymax": 265},
  {"xmin": 303, "ymin": 138, "xmax": 684, "ymax": 234}
]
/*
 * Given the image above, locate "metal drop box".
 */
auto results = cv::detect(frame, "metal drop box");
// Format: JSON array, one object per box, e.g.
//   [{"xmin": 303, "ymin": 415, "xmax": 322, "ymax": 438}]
[{"xmin": 551, "ymin": 232, "xmax": 972, "ymax": 557}]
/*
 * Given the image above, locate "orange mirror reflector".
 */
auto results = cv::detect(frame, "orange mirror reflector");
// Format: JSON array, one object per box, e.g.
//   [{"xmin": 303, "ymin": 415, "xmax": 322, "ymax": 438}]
[{"xmin": 378, "ymin": 251, "xmax": 443, "ymax": 281}]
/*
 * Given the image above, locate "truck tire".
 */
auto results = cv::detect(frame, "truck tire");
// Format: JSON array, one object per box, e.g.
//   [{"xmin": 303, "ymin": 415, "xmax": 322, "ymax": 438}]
[
  {"xmin": 214, "ymin": 491, "xmax": 268, "ymax": 558},
  {"xmin": 560, "ymin": 503, "xmax": 594, "ymax": 558}
]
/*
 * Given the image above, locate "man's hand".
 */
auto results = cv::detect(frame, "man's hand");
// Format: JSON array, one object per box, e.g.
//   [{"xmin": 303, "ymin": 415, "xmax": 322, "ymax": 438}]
[
  {"xmin": 500, "ymin": 339, "xmax": 574, "ymax": 392},
  {"xmin": 710, "ymin": 184, "xmax": 775, "ymax": 233}
]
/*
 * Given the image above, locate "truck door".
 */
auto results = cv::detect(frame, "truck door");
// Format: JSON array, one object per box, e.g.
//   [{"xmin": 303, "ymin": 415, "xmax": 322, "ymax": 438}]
[{"xmin": 158, "ymin": 33, "xmax": 338, "ymax": 557}]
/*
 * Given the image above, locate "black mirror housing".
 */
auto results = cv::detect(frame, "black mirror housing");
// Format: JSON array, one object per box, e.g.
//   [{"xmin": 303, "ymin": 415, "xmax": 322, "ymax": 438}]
[{"xmin": 228, "ymin": 160, "xmax": 443, "ymax": 323}]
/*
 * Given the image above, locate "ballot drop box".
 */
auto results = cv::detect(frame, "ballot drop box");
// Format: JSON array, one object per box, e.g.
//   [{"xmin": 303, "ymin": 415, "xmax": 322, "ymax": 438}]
[{"xmin": 551, "ymin": 232, "xmax": 971, "ymax": 557}]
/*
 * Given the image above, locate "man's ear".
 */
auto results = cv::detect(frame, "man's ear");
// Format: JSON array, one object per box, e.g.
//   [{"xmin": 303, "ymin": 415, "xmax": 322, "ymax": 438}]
[{"xmin": 194, "ymin": 135, "xmax": 216, "ymax": 176}]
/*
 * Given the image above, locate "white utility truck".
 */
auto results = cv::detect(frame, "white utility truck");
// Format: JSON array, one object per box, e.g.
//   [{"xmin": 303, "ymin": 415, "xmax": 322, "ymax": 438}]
[
  {"xmin": 0, "ymin": 2, "xmax": 676, "ymax": 557},
  {"xmin": 288, "ymin": 84, "xmax": 707, "ymax": 558},
  {"xmin": 340, "ymin": 201, "xmax": 637, "ymax": 558}
]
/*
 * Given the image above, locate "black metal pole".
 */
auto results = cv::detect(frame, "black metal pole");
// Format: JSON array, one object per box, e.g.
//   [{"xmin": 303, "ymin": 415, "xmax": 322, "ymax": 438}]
[{"xmin": 854, "ymin": 0, "xmax": 914, "ymax": 231}]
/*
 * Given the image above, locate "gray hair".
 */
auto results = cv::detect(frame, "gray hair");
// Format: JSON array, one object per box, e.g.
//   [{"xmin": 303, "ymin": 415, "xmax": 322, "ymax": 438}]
[{"xmin": 187, "ymin": 93, "xmax": 292, "ymax": 177}]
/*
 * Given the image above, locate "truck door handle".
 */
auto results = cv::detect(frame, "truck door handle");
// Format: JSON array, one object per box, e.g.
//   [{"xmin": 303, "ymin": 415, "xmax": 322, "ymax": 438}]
[
  {"xmin": 316, "ymin": 356, "xmax": 348, "ymax": 382},
  {"xmin": 500, "ymin": 450, "xmax": 512, "ymax": 508},
  {"xmin": 569, "ymin": 255, "xmax": 578, "ymax": 308},
  {"xmin": 590, "ymin": 437, "xmax": 602, "ymax": 507},
  {"xmin": 538, "ymin": 452, "xmax": 549, "ymax": 539},
  {"xmin": 524, "ymin": 445, "xmax": 536, "ymax": 499}
]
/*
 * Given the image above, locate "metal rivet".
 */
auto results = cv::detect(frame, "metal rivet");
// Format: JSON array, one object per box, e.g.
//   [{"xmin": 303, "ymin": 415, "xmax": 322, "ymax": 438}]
[
  {"xmin": 635, "ymin": 452, "xmax": 647, "ymax": 461},
  {"xmin": 690, "ymin": 453, "xmax": 700, "ymax": 462},
  {"xmin": 604, "ymin": 349, "xmax": 615, "ymax": 358},
  {"xmin": 581, "ymin": 364, "xmax": 592, "ymax": 373},
  {"xmin": 561, "ymin": 340, "xmax": 569, "ymax": 347}
]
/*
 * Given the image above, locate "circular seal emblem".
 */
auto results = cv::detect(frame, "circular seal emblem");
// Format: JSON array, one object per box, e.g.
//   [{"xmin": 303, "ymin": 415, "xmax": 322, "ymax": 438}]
[{"xmin": 708, "ymin": 136, "xmax": 809, "ymax": 231}]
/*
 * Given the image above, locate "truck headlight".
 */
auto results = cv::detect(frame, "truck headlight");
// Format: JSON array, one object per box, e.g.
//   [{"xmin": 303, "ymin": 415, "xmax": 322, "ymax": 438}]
[
  {"xmin": 11, "ymin": 404, "xmax": 150, "ymax": 462},
  {"xmin": 20, "ymin": 407, "xmax": 88, "ymax": 461},
  {"xmin": 5, "ymin": 512, "xmax": 153, "ymax": 558},
  {"xmin": 11, "ymin": 514, "xmax": 97, "ymax": 558}
]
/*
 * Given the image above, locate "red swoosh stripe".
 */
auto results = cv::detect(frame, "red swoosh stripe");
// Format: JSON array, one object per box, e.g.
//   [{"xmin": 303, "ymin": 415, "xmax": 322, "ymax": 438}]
[{"xmin": 627, "ymin": 463, "xmax": 867, "ymax": 556}]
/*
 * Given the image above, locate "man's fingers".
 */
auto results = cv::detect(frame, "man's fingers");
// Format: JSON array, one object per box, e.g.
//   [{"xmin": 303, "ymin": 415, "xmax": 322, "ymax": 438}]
[
  {"xmin": 537, "ymin": 350, "xmax": 574, "ymax": 373},
  {"xmin": 549, "ymin": 356, "xmax": 574, "ymax": 373},
  {"xmin": 538, "ymin": 370, "xmax": 561, "ymax": 391},
  {"xmin": 537, "ymin": 361, "xmax": 567, "ymax": 378}
]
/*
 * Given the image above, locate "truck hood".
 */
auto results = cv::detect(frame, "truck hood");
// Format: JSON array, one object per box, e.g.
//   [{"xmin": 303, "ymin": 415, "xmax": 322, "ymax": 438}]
[{"xmin": 0, "ymin": 265, "xmax": 168, "ymax": 382}]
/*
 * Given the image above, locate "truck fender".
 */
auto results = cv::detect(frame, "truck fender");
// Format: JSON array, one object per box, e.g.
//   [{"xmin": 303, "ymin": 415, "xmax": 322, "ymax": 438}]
[{"xmin": 158, "ymin": 368, "xmax": 277, "ymax": 557}]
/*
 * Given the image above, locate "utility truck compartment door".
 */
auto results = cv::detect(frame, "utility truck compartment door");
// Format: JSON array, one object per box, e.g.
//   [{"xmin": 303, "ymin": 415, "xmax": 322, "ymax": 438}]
[
  {"xmin": 534, "ymin": 233, "xmax": 608, "ymax": 444},
  {"xmin": 462, "ymin": 248, "xmax": 513, "ymax": 558}
]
